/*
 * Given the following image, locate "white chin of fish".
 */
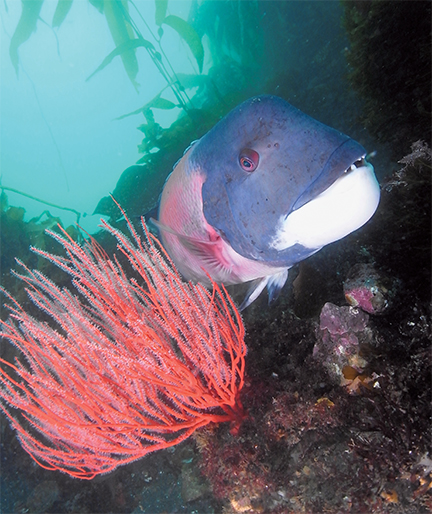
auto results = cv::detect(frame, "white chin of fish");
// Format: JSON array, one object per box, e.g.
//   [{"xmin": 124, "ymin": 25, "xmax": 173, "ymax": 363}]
[{"xmin": 271, "ymin": 162, "xmax": 380, "ymax": 251}]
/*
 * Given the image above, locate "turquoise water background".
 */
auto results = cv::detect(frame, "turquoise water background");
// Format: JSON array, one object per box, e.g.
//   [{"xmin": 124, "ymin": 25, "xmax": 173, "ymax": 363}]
[{"xmin": 1, "ymin": 0, "xmax": 196, "ymax": 232}]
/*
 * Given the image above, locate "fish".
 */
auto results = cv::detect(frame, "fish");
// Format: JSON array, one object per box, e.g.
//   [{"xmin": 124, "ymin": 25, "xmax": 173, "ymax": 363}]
[{"xmin": 156, "ymin": 95, "xmax": 380, "ymax": 309}]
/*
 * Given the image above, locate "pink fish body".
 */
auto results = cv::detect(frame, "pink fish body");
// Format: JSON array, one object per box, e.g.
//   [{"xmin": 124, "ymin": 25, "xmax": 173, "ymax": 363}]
[{"xmin": 158, "ymin": 149, "xmax": 287, "ymax": 287}]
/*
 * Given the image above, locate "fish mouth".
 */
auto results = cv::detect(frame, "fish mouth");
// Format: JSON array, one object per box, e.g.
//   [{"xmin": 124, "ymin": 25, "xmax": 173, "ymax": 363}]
[
  {"xmin": 291, "ymin": 136, "xmax": 370, "ymax": 213},
  {"xmin": 344, "ymin": 155, "xmax": 369, "ymax": 175},
  {"xmin": 270, "ymin": 160, "xmax": 380, "ymax": 252},
  {"xmin": 346, "ymin": 155, "xmax": 367, "ymax": 171}
]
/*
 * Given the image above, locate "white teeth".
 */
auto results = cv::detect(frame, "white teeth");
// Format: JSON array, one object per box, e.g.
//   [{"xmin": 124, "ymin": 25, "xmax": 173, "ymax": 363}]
[{"xmin": 346, "ymin": 161, "xmax": 361, "ymax": 173}]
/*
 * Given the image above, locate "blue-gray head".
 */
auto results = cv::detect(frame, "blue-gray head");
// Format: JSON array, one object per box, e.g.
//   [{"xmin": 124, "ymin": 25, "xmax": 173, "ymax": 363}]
[
  {"xmin": 194, "ymin": 95, "xmax": 379, "ymax": 266},
  {"xmin": 158, "ymin": 95, "xmax": 380, "ymax": 308}
]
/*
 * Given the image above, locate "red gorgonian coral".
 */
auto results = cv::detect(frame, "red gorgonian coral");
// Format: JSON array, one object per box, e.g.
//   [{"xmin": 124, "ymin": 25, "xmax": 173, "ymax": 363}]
[{"xmin": 0, "ymin": 210, "xmax": 246, "ymax": 479}]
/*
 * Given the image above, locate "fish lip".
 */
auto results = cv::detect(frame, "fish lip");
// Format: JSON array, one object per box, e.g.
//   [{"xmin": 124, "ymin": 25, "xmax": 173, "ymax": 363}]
[{"xmin": 291, "ymin": 139, "xmax": 367, "ymax": 214}]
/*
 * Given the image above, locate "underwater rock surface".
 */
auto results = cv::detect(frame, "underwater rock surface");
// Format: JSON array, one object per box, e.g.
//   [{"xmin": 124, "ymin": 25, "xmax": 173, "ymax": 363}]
[
  {"xmin": 314, "ymin": 302, "xmax": 372, "ymax": 385},
  {"xmin": 344, "ymin": 263, "xmax": 394, "ymax": 314},
  {"xmin": 342, "ymin": 1, "xmax": 431, "ymax": 156}
]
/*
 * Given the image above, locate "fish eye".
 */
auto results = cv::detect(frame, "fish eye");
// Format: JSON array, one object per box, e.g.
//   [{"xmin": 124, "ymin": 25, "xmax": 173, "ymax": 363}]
[{"xmin": 239, "ymin": 149, "xmax": 259, "ymax": 172}]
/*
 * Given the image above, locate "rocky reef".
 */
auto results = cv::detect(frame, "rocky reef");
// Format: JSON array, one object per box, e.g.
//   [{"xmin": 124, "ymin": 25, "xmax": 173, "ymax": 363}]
[{"xmin": 342, "ymin": 1, "xmax": 431, "ymax": 156}]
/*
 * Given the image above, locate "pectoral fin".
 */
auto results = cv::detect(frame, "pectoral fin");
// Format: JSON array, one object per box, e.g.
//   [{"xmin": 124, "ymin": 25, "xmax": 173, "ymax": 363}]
[
  {"xmin": 151, "ymin": 218, "xmax": 239, "ymax": 283},
  {"xmin": 267, "ymin": 269, "xmax": 288, "ymax": 304},
  {"xmin": 239, "ymin": 269, "xmax": 288, "ymax": 311}
]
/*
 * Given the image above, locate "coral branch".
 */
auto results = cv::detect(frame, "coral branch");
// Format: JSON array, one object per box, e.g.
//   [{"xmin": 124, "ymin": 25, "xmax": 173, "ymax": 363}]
[{"xmin": 0, "ymin": 212, "xmax": 246, "ymax": 479}]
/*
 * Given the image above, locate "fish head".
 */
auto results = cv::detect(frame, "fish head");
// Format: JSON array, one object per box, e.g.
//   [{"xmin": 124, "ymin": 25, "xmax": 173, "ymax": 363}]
[{"xmin": 190, "ymin": 95, "xmax": 380, "ymax": 267}]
